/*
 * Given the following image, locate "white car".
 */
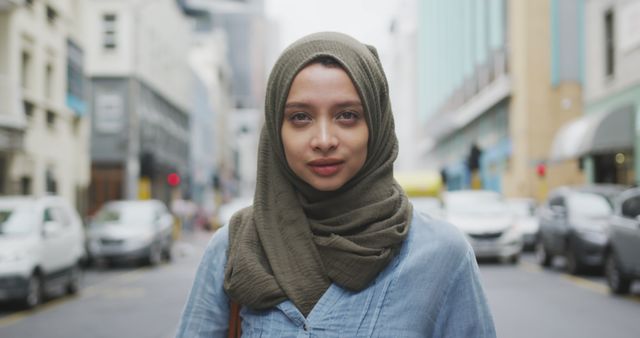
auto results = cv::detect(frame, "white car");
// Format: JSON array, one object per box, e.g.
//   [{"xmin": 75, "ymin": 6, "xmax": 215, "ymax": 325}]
[
  {"xmin": 506, "ymin": 198, "xmax": 539, "ymax": 251},
  {"xmin": 0, "ymin": 196, "xmax": 86, "ymax": 308},
  {"xmin": 443, "ymin": 190, "xmax": 523, "ymax": 263},
  {"xmin": 87, "ymin": 200, "xmax": 174, "ymax": 267}
]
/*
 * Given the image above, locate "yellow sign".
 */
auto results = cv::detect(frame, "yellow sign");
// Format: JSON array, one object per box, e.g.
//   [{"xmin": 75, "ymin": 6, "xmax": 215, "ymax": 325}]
[
  {"xmin": 395, "ymin": 170, "xmax": 443, "ymax": 197},
  {"xmin": 138, "ymin": 177, "xmax": 151, "ymax": 200}
]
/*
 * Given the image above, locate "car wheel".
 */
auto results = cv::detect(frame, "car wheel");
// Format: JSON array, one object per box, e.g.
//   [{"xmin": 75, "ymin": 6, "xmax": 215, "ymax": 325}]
[
  {"xmin": 66, "ymin": 263, "xmax": 82, "ymax": 295},
  {"xmin": 536, "ymin": 241, "xmax": 552, "ymax": 267},
  {"xmin": 147, "ymin": 242, "xmax": 162, "ymax": 266},
  {"xmin": 565, "ymin": 246, "xmax": 584, "ymax": 275},
  {"xmin": 605, "ymin": 252, "xmax": 631, "ymax": 295},
  {"xmin": 163, "ymin": 243, "xmax": 173, "ymax": 262},
  {"xmin": 23, "ymin": 273, "xmax": 43, "ymax": 309},
  {"xmin": 509, "ymin": 254, "xmax": 520, "ymax": 264}
]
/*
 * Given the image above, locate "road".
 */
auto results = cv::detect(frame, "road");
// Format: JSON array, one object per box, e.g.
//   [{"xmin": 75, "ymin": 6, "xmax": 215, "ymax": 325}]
[
  {"xmin": 0, "ymin": 230, "xmax": 213, "ymax": 338},
  {"xmin": 1, "ymin": 233, "xmax": 640, "ymax": 338}
]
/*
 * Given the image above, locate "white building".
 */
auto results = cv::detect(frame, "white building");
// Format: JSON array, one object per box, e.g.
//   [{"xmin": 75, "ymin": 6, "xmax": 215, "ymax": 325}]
[
  {"xmin": 84, "ymin": 0, "xmax": 193, "ymax": 213},
  {"xmin": 0, "ymin": 0, "xmax": 90, "ymax": 214},
  {"xmin": 579, "ymin": 0, "xmax": 640, "ymax": 185},
  {"xmin": 387, "ymin": 0, "xmax": 421, "ymax": 172}
]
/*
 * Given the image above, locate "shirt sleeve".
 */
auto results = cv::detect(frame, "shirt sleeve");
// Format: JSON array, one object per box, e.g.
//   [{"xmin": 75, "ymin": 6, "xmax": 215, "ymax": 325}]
[
  {"xmin": 432, "ymin": 248, "xmax": 497, "ymax": 338},
  {"xmin": 175, "ymin": 226, "xmax": 231, "ymax": 338}
]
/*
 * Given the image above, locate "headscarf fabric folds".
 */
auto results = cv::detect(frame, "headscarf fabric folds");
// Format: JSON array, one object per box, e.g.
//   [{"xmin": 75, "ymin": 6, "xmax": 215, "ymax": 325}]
[{"xmin": 223, "ymin": 32, "xmax": 412, "ymax": 317}]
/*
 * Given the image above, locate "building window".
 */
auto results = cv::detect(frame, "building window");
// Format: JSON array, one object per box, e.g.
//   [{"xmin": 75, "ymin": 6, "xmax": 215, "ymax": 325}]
[
  {"xmin": 46, "ymin": 5, "xmax": 57, "ymax": 26},
  {"xmin": 21, "ymin": 51, "xmax": 31, "ymax": 89},
  {"xmin": 20, "ymin": 176, "xmax": 32, "ymax": 195},
  {"xmin": 103, "ymin": 14, "xmax": 118, "ymax": 50},
  {"xmin": 46, "ymin": 110, "xmax": 56, "ymax": 128},
  {"xmin": 46, "ymin": 169, "xmax": 57, "ymax": 194},
  {"xmin": 45, "ymin": 63, "xmax": 53, "ymax": 100},
  {"xmin": 23, "ymin": 100, "xmax": 34, "ymax": 120},
  {"xmin": 604, "ymin": 9, "xmax": 615, "ymax": 77}
]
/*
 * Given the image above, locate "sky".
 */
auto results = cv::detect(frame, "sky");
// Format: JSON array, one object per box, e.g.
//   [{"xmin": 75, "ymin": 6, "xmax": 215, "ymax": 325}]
[{"xmin": 264, "ymin": 0, "xmax": 398, "ymax": 55}]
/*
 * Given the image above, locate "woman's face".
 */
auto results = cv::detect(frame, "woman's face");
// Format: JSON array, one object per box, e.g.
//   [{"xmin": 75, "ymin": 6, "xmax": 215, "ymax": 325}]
[{"xmin": 281, "ymin": 63, "xmax": 369, "ymax": 191}]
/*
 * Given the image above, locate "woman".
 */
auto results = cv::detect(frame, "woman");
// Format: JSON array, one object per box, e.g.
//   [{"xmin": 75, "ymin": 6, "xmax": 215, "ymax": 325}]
[{"xmin": 176, "ymin": 32, "xmax": 496, "ymax": 337}]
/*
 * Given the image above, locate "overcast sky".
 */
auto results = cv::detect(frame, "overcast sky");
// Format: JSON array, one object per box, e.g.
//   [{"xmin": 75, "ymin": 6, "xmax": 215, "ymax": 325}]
[{"xmin": 264, "ymin": 0, "xmax": 397, "ymax": 55}]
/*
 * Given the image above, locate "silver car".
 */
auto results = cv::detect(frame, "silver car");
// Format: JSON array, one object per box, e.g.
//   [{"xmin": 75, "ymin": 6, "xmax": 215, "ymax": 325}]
[
  {"xmin": 605, "ymin": 188, "xmax": 640, "ymax": 294},
  {"xmin": 443, "ymin": 190, "xmax": 522, "ymax": 263},
  {"xmin": 87, "ymin": 200, "xmax": 174, "ymax": 267}
]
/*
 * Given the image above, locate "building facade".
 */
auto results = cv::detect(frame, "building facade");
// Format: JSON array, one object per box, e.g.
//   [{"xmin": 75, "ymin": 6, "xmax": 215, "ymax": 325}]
[
  {"xmin": 85, "ymin": 0, "xmax": 192, "ymax": 214},
  {"xmin": 0, "ymin": 0, "xmax": 90, "ymax": 214},
  {"xmin": 419, "ymin": 0, "xmax": 584, "ymax": 200},
  {"xmin": 577, "ymin": 0, "xmax": 639, "ymax": 185}
]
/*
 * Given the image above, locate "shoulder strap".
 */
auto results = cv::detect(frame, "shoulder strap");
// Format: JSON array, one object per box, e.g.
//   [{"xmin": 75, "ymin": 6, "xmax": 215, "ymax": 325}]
[{"xmin": 228, "ymin": 301, "xmax": 242, "ymax": 338}]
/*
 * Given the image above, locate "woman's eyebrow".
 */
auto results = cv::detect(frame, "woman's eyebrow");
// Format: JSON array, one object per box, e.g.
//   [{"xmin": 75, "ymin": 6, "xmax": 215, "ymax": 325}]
[
  {"xmin": 284, "ymin": 102, "xmax": 312, "ymax": 109},
  {"xmin": 335, "ymin": 101, "xmax": 363, "ymax": 109}
]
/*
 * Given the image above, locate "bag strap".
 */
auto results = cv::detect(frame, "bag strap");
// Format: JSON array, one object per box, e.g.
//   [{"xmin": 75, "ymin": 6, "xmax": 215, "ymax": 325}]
[{"xmin": 228, "ymin": 301, "xmax": 242, "ymax": 338}]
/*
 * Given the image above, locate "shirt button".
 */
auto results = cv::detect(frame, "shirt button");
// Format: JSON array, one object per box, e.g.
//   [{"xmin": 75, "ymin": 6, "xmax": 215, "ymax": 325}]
[{"xmin": 303, "ymin": 323, "xmax": 308, "ymax": 331}]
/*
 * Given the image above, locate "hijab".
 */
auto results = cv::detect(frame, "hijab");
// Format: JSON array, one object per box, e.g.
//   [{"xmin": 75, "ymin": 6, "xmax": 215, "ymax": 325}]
[{"xmin": 223, "ymin": 32, "xmax": 412, "ymax": 317}]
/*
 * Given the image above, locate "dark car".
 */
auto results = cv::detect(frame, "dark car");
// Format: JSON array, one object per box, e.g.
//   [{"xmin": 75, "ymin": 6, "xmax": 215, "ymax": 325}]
[
  {"xmin": 536, "ymin": 185, "xmax": 627, "ymax": 274},
  {"xmin": 605, "ymin": 188, "xmax": 640, "ymax": 294}
]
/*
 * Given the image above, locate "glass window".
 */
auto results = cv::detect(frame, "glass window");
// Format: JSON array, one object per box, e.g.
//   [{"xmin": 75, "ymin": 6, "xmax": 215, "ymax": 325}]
[
  {"xmin": 621, "ymin": 195, "xmax": 640, "ymax": 219},
  {"xmin": 567, "ymin": 192, "xmax": 612, "ymax": 219},
  {"xmin": 0, "ymin": 205, "xmax": 38, "ymax": 235},
  {"xmin": 93, "ymin": 203, "xmax": 155, "ymax": 226}
]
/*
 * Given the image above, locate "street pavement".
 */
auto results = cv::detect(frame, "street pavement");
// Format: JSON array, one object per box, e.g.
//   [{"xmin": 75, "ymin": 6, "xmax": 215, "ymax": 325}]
[{"xmin": 1, "ymin": 232, "xmax": 640, "ymax": 338}]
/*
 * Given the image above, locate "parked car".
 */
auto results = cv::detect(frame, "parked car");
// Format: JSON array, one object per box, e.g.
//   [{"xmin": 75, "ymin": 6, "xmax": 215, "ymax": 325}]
[
  {"xmin": 536, "ymin": 185, "xmax": 626, "ymax": 274},
  {"xmin": 0, "ymin": 196, "xmax": 85, "ymax": 308},
  {"xmin": 506, "ymin": 198, "xmax": 539, "ymax": 251},
  {"xmin": 443, "ymin": 190, "xmax": 522, "ymax": 263},
  {"xmin": 87, "ymin": 200, "xmax": 174, "ymax": 267},
  {"xmin": 605, "ymin": 188, "xmax": 640, "ymax": 294}
]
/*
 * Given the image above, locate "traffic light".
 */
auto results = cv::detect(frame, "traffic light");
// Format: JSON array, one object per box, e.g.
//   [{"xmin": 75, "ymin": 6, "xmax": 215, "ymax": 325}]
[
  {"xmin": 167, "ymin": 173, "xmax": 181, "ymax": 186},
  {"xmin": 536, "ymin": 163, "xmax": 546, "ymax": 178}
]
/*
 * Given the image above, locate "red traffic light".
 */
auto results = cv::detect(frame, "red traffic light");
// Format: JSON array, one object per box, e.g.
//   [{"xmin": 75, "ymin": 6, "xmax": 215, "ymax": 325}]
[
  {"xmin": 536, "ymin": 163, "xmax": 546, "ymax": 178},
  {"xmin": 167, "ymin": 173, "xmax": 181, "ymax": 186}
]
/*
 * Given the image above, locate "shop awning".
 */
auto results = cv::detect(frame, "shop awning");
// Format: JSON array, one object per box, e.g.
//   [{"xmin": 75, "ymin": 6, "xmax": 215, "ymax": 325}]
[{"xmin": 549, "ymin": 106, "xmax": 634, "ymax": 162}]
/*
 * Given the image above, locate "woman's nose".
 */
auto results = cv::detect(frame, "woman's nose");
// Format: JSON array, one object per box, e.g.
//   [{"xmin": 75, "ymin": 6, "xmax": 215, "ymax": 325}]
[{"xmin": 310, "ymin": 120, "xmax": 338, "ymax": 152}]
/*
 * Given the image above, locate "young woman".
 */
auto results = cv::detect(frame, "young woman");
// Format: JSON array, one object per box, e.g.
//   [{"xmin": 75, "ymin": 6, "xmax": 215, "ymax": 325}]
[{"xmin": 176, "ymin": 32, "xmax": 496, "ymax": 337}]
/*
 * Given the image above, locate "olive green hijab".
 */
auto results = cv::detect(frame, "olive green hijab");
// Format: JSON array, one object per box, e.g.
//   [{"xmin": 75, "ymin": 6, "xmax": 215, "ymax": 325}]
[{"xmin": 223, "ymin": 32, "xmax": 412, "ymax": 317}]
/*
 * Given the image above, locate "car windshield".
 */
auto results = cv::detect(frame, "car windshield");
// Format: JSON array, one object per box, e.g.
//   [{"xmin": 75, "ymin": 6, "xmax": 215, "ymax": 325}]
[
  {"xmin": 445, "ymin": 192, "xmax": 509, "ymax": 215},
  {"xmin": 567, "ymin": 192, "xmax": 612, "ymax": 219},
  {"xmin": 0, "ymin": 205, "xmax": 38, "ymax": 236},
  {"xmin": 93, "ymin": 203, "xmax": 155, "ymax": 226}
]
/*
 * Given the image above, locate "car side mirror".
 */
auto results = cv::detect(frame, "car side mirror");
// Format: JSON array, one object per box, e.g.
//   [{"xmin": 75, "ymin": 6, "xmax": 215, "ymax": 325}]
[{"xmin": 42, "ymin": 221, "xmax": 62, "ymax": 237}]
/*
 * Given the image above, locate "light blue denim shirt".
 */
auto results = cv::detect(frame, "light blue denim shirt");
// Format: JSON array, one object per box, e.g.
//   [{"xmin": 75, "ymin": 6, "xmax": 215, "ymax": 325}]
[{"xmin": 176, "ymin": 209, "xmax": 496, "ymax": 337}]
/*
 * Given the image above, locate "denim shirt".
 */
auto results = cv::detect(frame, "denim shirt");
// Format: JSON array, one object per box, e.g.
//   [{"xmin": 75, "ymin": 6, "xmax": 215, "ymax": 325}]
[{"xmin": 176, "ymin": 209, "xmax": 496, "ymax": 337}]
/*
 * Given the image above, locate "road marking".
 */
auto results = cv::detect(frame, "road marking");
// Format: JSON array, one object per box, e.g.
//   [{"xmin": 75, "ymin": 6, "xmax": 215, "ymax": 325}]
[
  {"xmin": 0, "ymin": 294, "xmax": 78, "ymax": 328},
  {"xmin": 0, "ymin": 266, "xmax": 152, "ymax": 328},
  {"xmin": 519, "ymin": 261, "xmax": 543, "ymax": 273},
  {"xmin": 561, "ymin": 275, "xmax": 609, "ymax": 295}
]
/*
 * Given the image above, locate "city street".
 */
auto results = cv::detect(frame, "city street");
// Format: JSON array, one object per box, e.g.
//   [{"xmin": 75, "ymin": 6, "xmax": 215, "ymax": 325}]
[{"xmin": 1, "ymin": 229, "xmax": 639, "ymax": 338}]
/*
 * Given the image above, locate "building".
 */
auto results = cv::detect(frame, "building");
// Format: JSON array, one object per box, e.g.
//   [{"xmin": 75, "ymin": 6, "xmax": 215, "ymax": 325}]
[
  {"xmin": 0, "ymin": 0, "xmax": 90, "ymax": 214},
  {"xmin": 388, "ymin": 0, "xmax": 421, "ymax": 172},
  {"xmin": 419, "ymin": 0, "xmax": 584, "ymax": 200},
  {"xmin": 552, "ymin": 0, "xmax": 639, "ymax": 186},
  {"xmin": 84, "ymin": 0, "xmax": 192, "ymax": 214}
]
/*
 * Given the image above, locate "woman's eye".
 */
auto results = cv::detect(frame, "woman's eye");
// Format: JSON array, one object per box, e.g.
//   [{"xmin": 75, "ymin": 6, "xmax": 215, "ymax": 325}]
[
  {"xmin": 337, "ymin": 111, "xmax": 360, "ymax": 121},
  {"xmin": 288, "ymin": 112, "xmax": 311, "ymax": 123}
]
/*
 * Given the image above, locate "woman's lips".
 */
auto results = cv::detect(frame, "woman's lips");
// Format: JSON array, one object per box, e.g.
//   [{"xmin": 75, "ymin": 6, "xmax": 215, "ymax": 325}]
[{"xmin": 308, "ymin": 159, "xmax": 344, "ymax": 177}]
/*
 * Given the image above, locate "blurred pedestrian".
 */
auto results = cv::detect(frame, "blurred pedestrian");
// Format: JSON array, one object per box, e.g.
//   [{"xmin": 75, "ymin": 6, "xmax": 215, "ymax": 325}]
[{"xmin": 176, "ymin": 32, "xmax": 496, "ymax": 337}]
